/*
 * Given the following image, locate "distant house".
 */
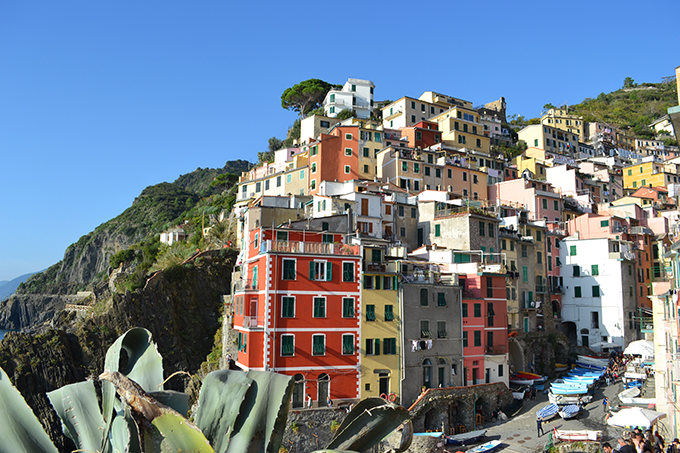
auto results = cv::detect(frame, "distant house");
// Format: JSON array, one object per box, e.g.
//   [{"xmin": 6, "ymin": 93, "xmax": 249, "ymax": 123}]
[{"xmin": 160, "ymin": 226, "xmax": 186, "ymax": 246}]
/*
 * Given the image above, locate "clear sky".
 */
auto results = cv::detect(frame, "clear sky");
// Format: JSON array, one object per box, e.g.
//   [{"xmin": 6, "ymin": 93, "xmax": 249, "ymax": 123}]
[{"xmin": 1, "ymin": 1, "xmax": 679, "ymax": 282}]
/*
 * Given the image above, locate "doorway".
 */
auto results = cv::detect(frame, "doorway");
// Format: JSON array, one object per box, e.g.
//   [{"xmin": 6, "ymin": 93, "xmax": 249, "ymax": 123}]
[
  {"xmin": 318, "ymin": 373, "xmax": 330, "ymax": 404},
  {"xmin": 379, "ymin": 373, "xmax": 389, "ymax": 396},
  {"xmin": 292, "ymin": 374, "xmax": 305, "ymax": 408}
]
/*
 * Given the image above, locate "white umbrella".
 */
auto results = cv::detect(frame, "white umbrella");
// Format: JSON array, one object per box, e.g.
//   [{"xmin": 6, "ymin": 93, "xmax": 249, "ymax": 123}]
[
  {"xmin": 607, "ymin": 407, "xmax": 666, "ymax": 428},
  {"xmin": 623, "ymin": 340, "xmax": 654, "ymax": 359}
]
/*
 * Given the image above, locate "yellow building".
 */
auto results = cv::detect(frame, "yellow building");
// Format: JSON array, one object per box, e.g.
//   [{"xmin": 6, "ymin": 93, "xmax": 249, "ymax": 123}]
[
  {"xmin": 340, "ymin": 118, "xmax": 385, "ymax": 181},
  {"xmin": 430, "ymin": 107, "xmax": 491, "ymax": 154},
  {"xmin": 622, "ymin": 159, "xmax": 680, "ymax": 190},
  {"xmin": 360, "ymin": 244, "xmax": 401, "ymax": 399},
  {"xmin": 518, "ymin": 124, "xmax": 579, "ymax": 155},
  {"xmin": 514, "ymin": 149, "xmax": 550, "ymax": 180},
  {"xmin": 541, "ymin": 108, "xmax": 584, "ymax": 140}
]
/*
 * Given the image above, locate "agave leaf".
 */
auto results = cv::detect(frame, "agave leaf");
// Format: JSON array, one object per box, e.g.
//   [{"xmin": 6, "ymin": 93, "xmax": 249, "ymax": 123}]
[
  {"xmin": 150, "ymin": 412, "xmax": 214, "ymax": 453},
  {"xmin": 325, "ymin": 397, "xmax": 411, "ymax": 452},
  {"xmin": 102, "ymin": 328, "xmax": 164, "ymax": 424},
  {"xmin": 195, "ymin": 370, "xmax": 293, "ymax": 453},
  {"xmin": 194, "ymin": 370, "xmax": 254, "ymax": 453},
  {"xmin": 107, "ymin": 405, "xmax": 141, "ymax": 453},
  {"xmin": 148, "ymin": 390, "xmax": 189, "ymax": 417},
  {"xmin": 47, "ymin": 380, "xmax": 106, "ymax": 453},
  {"xmin": 0, "ymin": 367, "xmax": 58, "ymax": 453}
]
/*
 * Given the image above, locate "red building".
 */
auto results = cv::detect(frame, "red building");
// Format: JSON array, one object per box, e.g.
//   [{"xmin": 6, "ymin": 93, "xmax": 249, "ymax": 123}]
[
  {"xmin": 233, "ymin": 226, "xmax": 361, "ymax": 407},
  {"xmin": 401, "ymin": 121, "xmax": 442, "ymax": 149},
  {"xmin": 459, "ymin": 269, "xmax": 508, "ymax": 385}
]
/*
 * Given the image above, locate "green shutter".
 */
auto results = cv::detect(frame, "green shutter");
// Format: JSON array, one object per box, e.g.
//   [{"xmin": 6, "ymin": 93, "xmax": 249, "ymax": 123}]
[
  {"xmin": 570, "ymin": 245, "xmax": 577, "ymax": 256},
  {"xmin": 592, "ymin": 264, "xmax": 599, "ymax": 276},
  {"xmin": 366, "ymin": 305, "xmax": 376, "ymax": 321},
  {"xmin": 385, "ymin": 305, "xmax": 394, "ymax": 321},
  {"xmin": 438, "ymin": 293, "xmax": 446, "ymax": 306},
  {"xmin": 374, "ymin": 339, "xmax": 380, "ymax": 355},
  {"xmin": 375, "ymin": 275, "xmax": 381, "ymax": 290},
  {"xmin": 326, "ymin": 262, "xmax": 332, "ymax": 281},
  {"xmin": 309, "ymin": 261, "xmax": 315, "ymax": 280}
]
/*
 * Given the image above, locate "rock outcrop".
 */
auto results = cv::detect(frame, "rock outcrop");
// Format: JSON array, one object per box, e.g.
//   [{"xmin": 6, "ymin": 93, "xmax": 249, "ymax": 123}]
[{"xmin": 0, "ymin": 248, "xmax": 236, "ymax": 452}]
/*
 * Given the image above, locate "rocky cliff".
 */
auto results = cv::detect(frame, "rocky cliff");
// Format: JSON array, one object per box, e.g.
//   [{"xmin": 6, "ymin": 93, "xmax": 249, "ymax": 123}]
[{"xmin": 0, "ymin": 248, "xmax": 236, "ymax": 452}]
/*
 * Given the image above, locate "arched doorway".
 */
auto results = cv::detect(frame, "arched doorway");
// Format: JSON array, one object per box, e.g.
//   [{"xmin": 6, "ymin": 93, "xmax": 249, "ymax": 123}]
[
  {"xmin": 318, "ymin": 373, "xmax": 330, "ymax": 404},
  {"xmin": 551, "ymin": 299, "xmax": 561, "ymax": 319},
  {"xmin": 580, "ymin": 328, "xmax": 590, "ymax": 348},
  {"xmin": 422, "ymin": 359, "xmax": 432, "ymax": 389},
  {"xmin": 292, "ymin": 373, "xmax": 305, "ymax": 408},
  {"xmin": 562, "ymin": 321, "xmax": 577, "ymax": 345},
  {"xmin": 437, "ymin": 358, "xmax": 447, "ymax": 388}
]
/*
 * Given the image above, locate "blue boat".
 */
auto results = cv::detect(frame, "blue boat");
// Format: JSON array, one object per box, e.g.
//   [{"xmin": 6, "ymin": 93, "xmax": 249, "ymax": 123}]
[
  {"xmin": 550, "ymin": 387, "xmax": 588, "ymax": 395},
  {"xmin": 445, "ymin": 429, "xmax": 487, "ymax": 445},
  {"xmin": 558, "ymin": 404, "xmax": 581, "ymax": 420},
  {"xmin": 536, "ymin": 403, "xmax": 559, "ymax": 420}
]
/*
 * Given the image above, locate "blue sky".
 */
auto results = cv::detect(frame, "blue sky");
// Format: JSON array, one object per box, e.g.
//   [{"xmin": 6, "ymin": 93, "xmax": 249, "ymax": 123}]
[{"xmin": 1, "ymin": 1, "xmax": 679, "ymax": 282}]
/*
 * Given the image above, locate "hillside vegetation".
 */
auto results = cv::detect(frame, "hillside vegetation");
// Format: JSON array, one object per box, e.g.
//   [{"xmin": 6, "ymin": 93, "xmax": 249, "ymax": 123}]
[
  {"xmin": 16, "ymin": 160, "xmax": 251, "ymax": 296},
  {"xmin": 567, "ymin": 78, "xmax": 678, "ymax": 137}
]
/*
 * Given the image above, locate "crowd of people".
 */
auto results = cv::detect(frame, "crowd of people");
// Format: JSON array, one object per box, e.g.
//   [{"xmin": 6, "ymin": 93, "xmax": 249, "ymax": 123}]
[{"xmin": 602, "ymin": 430, "xmax": 678, "ymax": 453}]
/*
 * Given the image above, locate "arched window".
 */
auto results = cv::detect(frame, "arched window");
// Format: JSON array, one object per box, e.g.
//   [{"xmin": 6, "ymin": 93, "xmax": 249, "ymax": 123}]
[
  {"xmin": 422, "ymin": 359, "xmax": 432, "ymax": 389},
  {"xmin": 318, "ymin": 373, "xmax": 330, "ymax": 404}
]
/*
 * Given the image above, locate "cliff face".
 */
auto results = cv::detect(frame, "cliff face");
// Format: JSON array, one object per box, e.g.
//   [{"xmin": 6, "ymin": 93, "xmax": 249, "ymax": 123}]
[
  {"xmin": 0, "ymin": 249, "xmax": 236, "ymax": 451},
  {"xmin": 0, "ymin": 294, "xmax": 69, "ymax": 330}
]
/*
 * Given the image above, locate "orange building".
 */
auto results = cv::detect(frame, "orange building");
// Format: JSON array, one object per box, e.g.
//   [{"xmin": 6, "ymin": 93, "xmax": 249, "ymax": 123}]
[{"xmin": 308, "ymin": 126, "xmax": 362, "ymax": 195}]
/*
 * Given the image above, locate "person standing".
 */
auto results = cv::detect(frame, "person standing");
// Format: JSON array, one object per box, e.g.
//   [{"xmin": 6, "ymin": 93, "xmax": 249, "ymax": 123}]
[
  {"xmin": 603, "ymin": 396, "xmax": 609, "ymax": 412},
  {"xmin": 306, "ymin": 394, "xmax": 313, "ymax": 408},
  {"xmin": 537, "ymin": 417, "xmax": 544, "ymax": 437}
]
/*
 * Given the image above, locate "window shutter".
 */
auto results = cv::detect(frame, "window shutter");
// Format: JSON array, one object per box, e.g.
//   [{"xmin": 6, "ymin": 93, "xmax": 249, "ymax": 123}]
[
  {"xmin": 383, "ymin": 339, "xmax": 389, "ymax": 355},
  {"xmin": 375, "ymin": 339, "xmax": 380, "ymax": 355},
  {"xmin": 309, "ymin": 261, "xmax": 315, "ymax": 280},
  {"xmin": 375, "ymin": 275, "xmax": 381, "ymax": 290},
  {"xmin": 326, "ymin": 262, "xmax": 332, "ymax": 281}
]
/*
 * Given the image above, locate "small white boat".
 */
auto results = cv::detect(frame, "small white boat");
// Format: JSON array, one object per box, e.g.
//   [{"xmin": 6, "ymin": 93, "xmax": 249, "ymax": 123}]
[
  {"xmin": 548, "ymin": 391, "xmax": 593, "ymax": 405},
  {"xmin": 554, "ymin": 429, "xmax": 602, "ymax": 441},
  {"xmin": 466, "ymin": 440, "xmax": 502, "ymax": 453}
]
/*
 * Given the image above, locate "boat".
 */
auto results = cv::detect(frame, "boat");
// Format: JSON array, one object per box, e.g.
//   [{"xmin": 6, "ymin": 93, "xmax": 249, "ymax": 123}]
[
  {"xmin": 548, "ymin": 391, "xmax": 592, "ymax": 405},
  {"xmin": 618, "ymin": 387, "xmax": 641, "ymax": 401},
  {"xmin": 414, "ymin": 432, "xmax": 443, "ymax": 438},
  {"xmin": 509, "ymin": 384, "xmax": 529, "ymax": 400},
  {"xmin": 536, "ymin": 403, "xmax": 559, "ymax": 421},
  {"xmin": 466, "ymin": 440, "xmax": 502, "ymax": 453},
  {"xmin": 445, "ymin": 429, "xmax": 487, "ymax": 445},
  {"xmin": 558, "ymin": 404, "xmax": 581, "ymax": 420},
  {"xmin": 515, "ymin": 372, "xmax": 548, "ymax": 384},
  {"xmin": 554, "ymin": 429, "xmax": 602, "ymax": 441},
  {"xmin": 555, "ymin": 363, "xmax": 569, "ymax": 372},
  {"xmin": 577, "ymin": 355, "xmax": 609, "ymax": 367},
  {"xmin": 549, "ymin": 386, "xmax": 589, "ymax": 395},
  {"xmin": 575, "ymin": 362, "xmax": 606, "ymax": 371}
]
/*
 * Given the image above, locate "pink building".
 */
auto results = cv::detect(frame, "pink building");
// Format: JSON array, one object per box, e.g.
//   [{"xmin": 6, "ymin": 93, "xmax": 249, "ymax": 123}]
[{"xmin": 489, "ymin": 178, "xmax": 562, "ymax": 222}]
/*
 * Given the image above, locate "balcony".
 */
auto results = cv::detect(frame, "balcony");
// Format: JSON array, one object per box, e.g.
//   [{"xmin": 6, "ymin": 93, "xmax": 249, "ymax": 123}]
[
  {"xmin": 549, "ymin": 285, "xmax": 564, "ymax": 295},
  {"xmin": 536, "ymin": 284, "xmax": 547, "ymax": 294},
  {"xmin": 485, "ymin": 345, "xmax": 507, "ymax": 355},
  {"xmin": 234, "ymin": 279, "xmax": 257, "ymax": 292},
  {"xmin": 630, "ymin": 226, "xmax": 653, "ymax": 235},
  {"xmin": 522, "ymin": 300, "xmax": 537, "ymax": 310},
  {"xmin": 365, "ymin": 262, "xmax": 386, "ymax": 272},
  {"xmin": 260, "ymin": 240, "xmax": 360, "ymax": 256},
  {"xmin": 243, "ymin": 316, "xmax": 264, "ymax": 328}
]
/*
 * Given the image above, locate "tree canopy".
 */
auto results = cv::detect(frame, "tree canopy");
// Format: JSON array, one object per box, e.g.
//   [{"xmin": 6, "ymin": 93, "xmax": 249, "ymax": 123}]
[{"xmin": 281, "ymin": 79, "xmax": 336, "ymax": 118}]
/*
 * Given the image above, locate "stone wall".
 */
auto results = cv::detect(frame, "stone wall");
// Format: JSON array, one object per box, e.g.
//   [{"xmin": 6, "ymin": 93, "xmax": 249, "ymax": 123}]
[
  {"xmin": 280, "ymin": 407, "xmax": 347, "ymax": 453},
  {"xmin": 408, "ymin": 382, "xmax": 514, "ymax": 434}
]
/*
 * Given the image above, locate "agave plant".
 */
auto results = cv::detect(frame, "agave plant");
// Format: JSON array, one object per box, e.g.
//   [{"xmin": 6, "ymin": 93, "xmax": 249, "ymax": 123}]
[{"xmin": 0, "ymin": 328, "xmax": 411, "ymax": 453}]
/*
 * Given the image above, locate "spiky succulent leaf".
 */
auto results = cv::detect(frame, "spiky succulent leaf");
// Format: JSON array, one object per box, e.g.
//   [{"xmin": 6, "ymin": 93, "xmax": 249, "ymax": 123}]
[
  {"xmin": 150, "ymin": 412, "xmax": 214, "ymax": 452},
  {"xmin": 0, "ymin": 367, "xmax": 58, "ymax": 453},
  {"xmin": 195, "ymin": 369, "xmax": 294, "ymax": 453},
  {"xmin": 325, "ymin": 397, "xmax": 411, "ymax": 452},
  {"xmin": 102, "ymin": 328, "xmax": 163, "ymax": 421},
  {"xmin": 194, "ymin": 370, "xmax": 254, "ymax": 453},
  {"xmin": 47, "ymin": 380, "xmax": 106, "ymax": 453},
  {"xmin": 149, "ymin": 390, "xmax": 189, "ymax": 417}
]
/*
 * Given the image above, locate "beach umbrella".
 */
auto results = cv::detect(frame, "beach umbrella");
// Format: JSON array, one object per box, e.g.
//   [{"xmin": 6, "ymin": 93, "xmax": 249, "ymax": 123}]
[
  {"xmin": 623, "ymin": 340, "xmax": 654, "ymax": 359},
  {"xmin": 607, "ymin": 407, "xmax": 666, "ymax": 428}
]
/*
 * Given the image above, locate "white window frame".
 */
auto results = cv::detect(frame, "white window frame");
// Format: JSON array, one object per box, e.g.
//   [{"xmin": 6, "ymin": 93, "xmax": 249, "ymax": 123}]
[
  {"xmin": 345, "ymin": 148, "xmax": 352, "ymax": 156},
  {"xmin": 281, "ymin": 334, "xmax": 295, "ymax": 357},
  {"xmin": 344, "ymin": 165, "xmax": 351, "ymax": 174},
  {"xmin": 342, "ymin": 297, "xmax": 355, "ymax": 318},
  {"xmin": 342, "ymin": 334, "xmax": 355, "ymax": 355},
  {"xmin": 282, "ymin": 258, "xmax": 296, "ymax": 281},
  {"xmin": 281, "ymin": 295, "xmax": 296, "ymax": 318},
  {"xmin": 312, "ymin": 334, "xmax": 326, "ymax": 356},
  {"xmin": 313, "ymin": 296, "xmax": 327, "ymax": 318},
  {"xmin": 342, "ymin": 261, "xmax": 355, "ymax": 282},
  {"xmin": 313, "ymin": 260, "xmax": 328, "ymax": 281}
]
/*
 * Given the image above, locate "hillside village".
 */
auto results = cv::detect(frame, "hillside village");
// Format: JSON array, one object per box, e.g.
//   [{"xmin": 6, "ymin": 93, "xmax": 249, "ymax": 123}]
[{"xmin": 191, "ymin": 72, "xmax": 680, "ymax": 436}]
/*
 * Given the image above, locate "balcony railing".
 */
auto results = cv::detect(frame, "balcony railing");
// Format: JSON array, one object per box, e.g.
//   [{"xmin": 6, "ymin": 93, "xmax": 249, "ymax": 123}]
[
  {"xmin": 234, "ymin": 279, "xmax": 257, "ymax": 291},
  {"xmin": 536, "ymin": 284, "xmax": 547, "ymax": 294},
  {"xmin": 485, "ymin": 345, "xmax": 507, "ymax": 355},
  {"xmin": 260, "ymin": 240, "xmax": 360, "ymax": 256},
  {"xmin": 365, "ymin": 262, "xmax": 386, "ymax": 272},
  {"xmin": 243, "ymin": 316, "xmax": 264, "ymax": 328}
]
